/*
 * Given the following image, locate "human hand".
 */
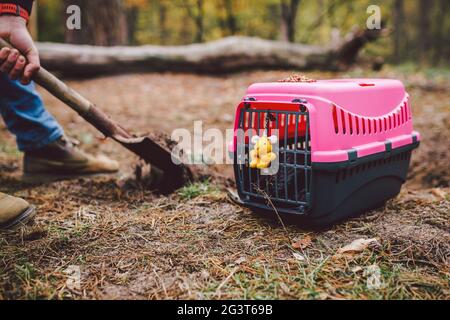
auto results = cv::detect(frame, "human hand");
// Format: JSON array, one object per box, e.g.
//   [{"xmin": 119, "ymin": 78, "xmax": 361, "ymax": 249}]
[{"xmin": 0, "ymin": 15, "xmax": 40, "ymax": 85}]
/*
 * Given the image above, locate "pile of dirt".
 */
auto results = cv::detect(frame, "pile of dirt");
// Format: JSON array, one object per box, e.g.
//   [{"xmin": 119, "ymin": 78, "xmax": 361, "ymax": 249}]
[{"xmin": 278, "ymin": 74, "xmax": 317, "ymax": 83}]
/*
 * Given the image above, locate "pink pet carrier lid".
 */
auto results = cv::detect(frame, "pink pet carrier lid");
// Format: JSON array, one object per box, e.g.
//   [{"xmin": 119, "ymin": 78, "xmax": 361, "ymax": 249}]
[
  {"xmin": 230, "ymin": 78, "xmax": 420, "ymax": 162},
  {"xmin": 246, "ymin": 79, "xmax": 406, "ymax": 118}
]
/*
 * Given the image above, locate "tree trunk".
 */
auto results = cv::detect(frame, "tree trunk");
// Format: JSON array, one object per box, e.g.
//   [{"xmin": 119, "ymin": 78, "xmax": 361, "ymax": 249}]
[
  {"xmin": 223, "ymin": 0, "xmax": 237, "ymax": 35},
  {"xmin": 64, "ymin": 0, "xmax": 128, "ymax": 46},
  {"xmin": 159, "ymin": 2, "xmax": 168, "ymax": 45},
  {"xmin": 36, "ymin": 28, "xmax": 383, "ymax": 77},
  {"xmin": 432, "ymin": 0, "xmax": 448, "ymax": 65},
  {"xmin": 417, "ymin": 0, "xmax": 432, "ymax": 63},
  {"xmin": 183, "ymin": 0, "xmax": 205, "ymax": 43},
  {"xmin": 393, "ymin": 0, "xmax": 404, "ymax": 63},
  {"xmin": 280, "ymin": 0, "xmax": 301, "ymax": 42},
  {"xmin": 126, "ymin": 6, "xmax": 139, "ymax": 45},
  {"xmin": 194, "ymin": 0, "xmax": 205, "ymax": 43}
]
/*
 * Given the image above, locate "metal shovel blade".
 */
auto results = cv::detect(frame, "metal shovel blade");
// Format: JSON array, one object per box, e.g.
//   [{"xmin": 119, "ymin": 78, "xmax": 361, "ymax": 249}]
[{"xmin": 113, "ymin": 134, "xmax": 191, "ymax": 193}]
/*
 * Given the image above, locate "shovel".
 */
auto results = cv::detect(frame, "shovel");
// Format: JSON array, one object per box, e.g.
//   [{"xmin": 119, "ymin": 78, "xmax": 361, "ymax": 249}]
[{"xmin": 0, "ymin": 39, "xmax": 192, "ymax": 194}]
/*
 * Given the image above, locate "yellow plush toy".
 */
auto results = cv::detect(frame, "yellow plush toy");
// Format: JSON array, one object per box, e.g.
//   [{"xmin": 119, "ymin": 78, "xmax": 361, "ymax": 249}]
[{"xmin": 250, "ymin": 135, "xmax": 278, "ymax": 169}]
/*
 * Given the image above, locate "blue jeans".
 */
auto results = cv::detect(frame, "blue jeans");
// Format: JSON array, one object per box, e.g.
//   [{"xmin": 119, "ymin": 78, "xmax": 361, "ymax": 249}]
[{"xmin": 0, "ymin": 74, "xmax": 63, "ymax": 151}]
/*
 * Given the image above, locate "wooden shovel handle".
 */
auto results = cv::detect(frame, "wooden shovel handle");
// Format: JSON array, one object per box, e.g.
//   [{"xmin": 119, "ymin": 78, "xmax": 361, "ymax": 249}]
[{"xmin": 0, "ymin": 38, "xmax": 91, "ymax": 114}]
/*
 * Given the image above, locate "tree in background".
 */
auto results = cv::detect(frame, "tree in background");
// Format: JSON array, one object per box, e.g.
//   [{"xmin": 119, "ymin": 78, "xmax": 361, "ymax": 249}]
[
  {"xmin": 279, "ymin": 0, "xmax": 301, "ymax": 42},
  {"xmin": 392, "ymin": 0, "xmax": 404, "ymax": 63},
  {"xmin": 124, "ymin": 0, "xmax": 149, "ymax": 45},
  {"xmin": 35, "ymin": 0, "xmax": 449, "ymax": 66},
  {"xmin": 158, "ymin": 1, "xmax": 169, "ymax": 44},
  {"xmin": 219, "ymin": 0, "xmax": 238, "ymax": 36},
  {"xmin": 417, "ymin": 0, "xmax": 431, "ymax": 64},
  {"xmin": 63, "ymin": 0, "xmax": 129, "ymax": 46},
  {"xmin": 431, "ymin": 0, "xmax": 448, "ymax": 65},
  {"xmin": 37, "ymin": 0, "xmax": 65, "ymax": 42},
  {"xmin": 182, "ymin": 0, "xmax": 206, "ymax": 43}
]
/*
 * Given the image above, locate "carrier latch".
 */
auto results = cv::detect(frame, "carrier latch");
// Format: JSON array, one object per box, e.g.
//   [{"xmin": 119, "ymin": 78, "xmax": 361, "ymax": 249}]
[
  {"xmin": 347, "ymin": 149, "xmax": 358, "ymax": 165},
  {"xmin": 385, "ymin": 141, "xmax": 392, "ymax": 158}
]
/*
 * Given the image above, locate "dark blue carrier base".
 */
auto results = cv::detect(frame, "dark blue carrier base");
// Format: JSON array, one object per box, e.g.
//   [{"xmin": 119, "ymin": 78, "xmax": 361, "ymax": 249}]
[{"xmin": 235, "ymin": 141, "xmax": 419, "ymax": 230}]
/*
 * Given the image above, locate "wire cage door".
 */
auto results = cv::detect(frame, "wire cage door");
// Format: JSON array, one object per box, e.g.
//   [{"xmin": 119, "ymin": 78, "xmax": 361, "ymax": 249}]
[{"xmin": 235, "ymin": 104, "xmax": 312, "ymax": 214}]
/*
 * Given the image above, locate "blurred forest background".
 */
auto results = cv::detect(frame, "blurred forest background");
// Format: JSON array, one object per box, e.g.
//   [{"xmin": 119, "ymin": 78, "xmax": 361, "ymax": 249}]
[{"xmin": 32, "ymin": 0, "xmax": 449, "ymax": 67}]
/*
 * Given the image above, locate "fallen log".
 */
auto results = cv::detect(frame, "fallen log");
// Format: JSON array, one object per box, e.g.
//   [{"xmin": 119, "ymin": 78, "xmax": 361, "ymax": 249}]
[{"xmin": 37, "ymin": 28, "xmax": 382, "ymax": 77}]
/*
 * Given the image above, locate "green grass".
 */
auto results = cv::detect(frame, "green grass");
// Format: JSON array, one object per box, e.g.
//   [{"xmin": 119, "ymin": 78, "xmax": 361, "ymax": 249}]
[
  {"xmin": 15, "ymin": 263, "xmax": 37, "ymax": 284},
  {"xmin": 178, "ymin": 180, "xmax": 217, "ymax": 200}
]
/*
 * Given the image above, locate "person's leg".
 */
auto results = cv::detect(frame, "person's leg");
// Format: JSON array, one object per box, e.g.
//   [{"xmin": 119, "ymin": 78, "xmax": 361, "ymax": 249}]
[
  {"xmin": 0, "ymin": 75, "xmax": 45, "ymax": 228},
  {"xmin": 0, "ymin": 73, "xmax": 63, "ymax": 152},
  {"xmin": 0, "ymin": 76, "xmax": 118, "ymax": 230},
  {"xmin": 0, "ymin": 74, "xmax": 118, "ymax": 177}
]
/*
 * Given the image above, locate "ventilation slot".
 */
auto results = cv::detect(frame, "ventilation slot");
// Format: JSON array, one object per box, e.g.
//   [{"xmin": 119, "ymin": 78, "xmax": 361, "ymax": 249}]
[
  {"xmin": 332, "ymin": 105, "xmax": 339, "ymax": 133},
  {"xmin": 341, "ymin": 110, "xmax": 346, "ymax": 134},
  {"xmin": 331, "ymin": 100, "xmax": 410, "ymax": 136},
  {"xmin": 348, "ymin": 114, "xmax": 354, "ymax": 135},
  {"xmin": 355, "ymin": 116, "xmax": 360, "ymax": 135}
]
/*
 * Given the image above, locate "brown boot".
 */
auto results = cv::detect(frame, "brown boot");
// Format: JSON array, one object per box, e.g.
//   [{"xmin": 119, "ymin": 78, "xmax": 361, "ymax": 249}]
[
  {"xmin": 0, "ymin": 192, "xmax": 35, "ymax": 229},
  {"xmin": 24, "ymin": 136, "xmax": 119, "ymax": 177}
]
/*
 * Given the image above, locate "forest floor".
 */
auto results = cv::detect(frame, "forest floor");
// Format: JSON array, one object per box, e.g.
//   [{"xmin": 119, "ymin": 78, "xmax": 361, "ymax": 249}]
[{"xmin": 0, "ymin": 67, "xmax": 448, "ymax": 300}]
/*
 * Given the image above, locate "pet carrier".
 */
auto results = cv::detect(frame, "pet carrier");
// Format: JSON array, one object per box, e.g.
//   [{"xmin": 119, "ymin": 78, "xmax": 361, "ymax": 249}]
[{"xmin": 230, "ymin": 78, "xmax": 420, "ymax": 228}]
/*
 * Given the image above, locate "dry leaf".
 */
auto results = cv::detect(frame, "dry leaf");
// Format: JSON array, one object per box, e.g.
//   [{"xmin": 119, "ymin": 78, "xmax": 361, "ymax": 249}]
[
  {"xmin": 338, "ymin": 238, "xmax": 379, "ymax": 254},
  {"xmin": 279, "ymin": 283, "xmax": 291, "ymax": 294},
  {"xmin": 292, "ymin": 252, "xmax": 306, "ymax": 261},
  {"xmin": 292, "ymin": 235, "xmax": 312, "ymax": 249},
  {"xmin": 431, "ymin": 188, "xmax": 447, "ymax": 200}
]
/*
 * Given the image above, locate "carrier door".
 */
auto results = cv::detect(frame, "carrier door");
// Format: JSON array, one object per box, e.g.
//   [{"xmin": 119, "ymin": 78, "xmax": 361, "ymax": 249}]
[{"xmin": 234, "ymin": 101, "xmax": 313, "ymax": 214}]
